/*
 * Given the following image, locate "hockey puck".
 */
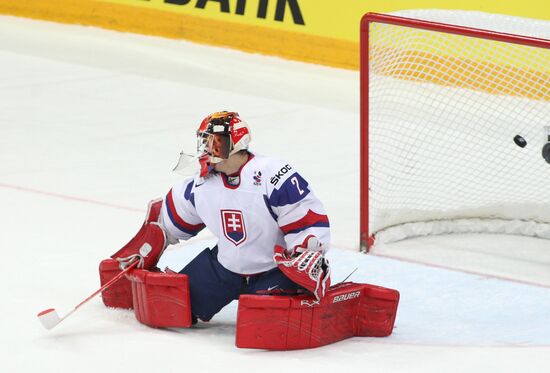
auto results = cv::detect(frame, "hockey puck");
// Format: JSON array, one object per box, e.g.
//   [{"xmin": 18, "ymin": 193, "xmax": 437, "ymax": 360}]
[
  {"xmin": 513, "ymin": 135, "xmax": 527, "ymax": 148},
  {"xmin": 542, "ymin": 143, "xmax": 550, "ymax": 164}
]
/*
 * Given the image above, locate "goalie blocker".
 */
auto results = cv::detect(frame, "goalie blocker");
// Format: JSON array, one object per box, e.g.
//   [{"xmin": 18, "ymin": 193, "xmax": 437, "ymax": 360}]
[{"xmin": 100, "ymin": 199, "xmax": 167, "ymax": 309}]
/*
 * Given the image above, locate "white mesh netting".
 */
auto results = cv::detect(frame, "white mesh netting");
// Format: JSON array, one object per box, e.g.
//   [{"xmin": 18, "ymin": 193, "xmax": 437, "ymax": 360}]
[{"xmin": 367, "ymin": 10, "xmax": 550, "ymax": 245}]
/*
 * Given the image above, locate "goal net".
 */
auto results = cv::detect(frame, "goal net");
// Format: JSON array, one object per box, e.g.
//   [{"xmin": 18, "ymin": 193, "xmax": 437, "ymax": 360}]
[{"xmin": 361, "ymin": 10, "xmax": 550, "ymax": 250}]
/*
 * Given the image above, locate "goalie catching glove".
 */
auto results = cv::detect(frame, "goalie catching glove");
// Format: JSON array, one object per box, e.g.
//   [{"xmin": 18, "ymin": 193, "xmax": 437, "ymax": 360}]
[
  {"xmin": 110, "ymin": 198, "xmax": 168, "ymax": 270},
  {"xmin": 273, "ymin": 240, "xmax": 331, "ymax": 301}
]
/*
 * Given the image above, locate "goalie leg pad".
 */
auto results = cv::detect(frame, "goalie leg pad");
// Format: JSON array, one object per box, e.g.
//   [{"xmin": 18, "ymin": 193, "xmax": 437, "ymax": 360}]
[
  {"xmin": 126, "ymin": 269, "xmax": 193, "ymax": 328},
  {"xmin": 357, "ymin": 283, "xmax": 401, "ymax": 337},
  {"xmin": 235, "ymin": 282, "xmax": 400, "ymax": 350},
  {"xmin": 99, "ymin": 259, "xmax": 133, "ymax": 309}
]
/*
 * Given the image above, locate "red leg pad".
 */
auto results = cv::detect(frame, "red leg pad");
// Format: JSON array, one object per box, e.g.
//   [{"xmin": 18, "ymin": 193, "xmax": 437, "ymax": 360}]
[
  {"xmin": 126, "ymin": 269, "xmax": 193, "ymax": 328},
  {"xmin": 235, "ymin": 282, "xmax": 399, "ymax": 350},
  {"xmin": 99, "ymin": 259, "xmax": 133, "ymax": 309},
  {"xmin": 357, "ymin": 283, "xmax": 400, "ymax": 337}
]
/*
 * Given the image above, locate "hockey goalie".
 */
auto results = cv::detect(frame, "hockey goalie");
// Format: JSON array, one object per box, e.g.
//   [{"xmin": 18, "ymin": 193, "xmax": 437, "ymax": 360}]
[{"xmin": 99, "ymin": 111, "xmax": 399, "ymax": 350}]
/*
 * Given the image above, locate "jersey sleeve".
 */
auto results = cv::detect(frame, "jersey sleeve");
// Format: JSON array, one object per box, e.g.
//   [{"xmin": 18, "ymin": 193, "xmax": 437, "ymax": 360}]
[
  {"xmin": 159, "ymin": 177, "xmax": 205, "ymax": 242},
  {"xmin": 266, "ymin": 161, "xmax": 331, "ymax": 251}
]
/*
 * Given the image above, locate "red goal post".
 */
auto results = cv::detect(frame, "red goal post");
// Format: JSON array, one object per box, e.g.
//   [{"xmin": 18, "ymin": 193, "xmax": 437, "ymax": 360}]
[{"xmin": 360, "ymin": 12, "xmax": 550, "ymax": 251}]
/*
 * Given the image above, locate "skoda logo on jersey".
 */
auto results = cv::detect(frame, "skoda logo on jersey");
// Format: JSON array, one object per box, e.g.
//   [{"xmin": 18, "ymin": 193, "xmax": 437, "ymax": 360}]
[{"xmin": 221, "ymin": 209, "xmax": 247, "ymax": 246}]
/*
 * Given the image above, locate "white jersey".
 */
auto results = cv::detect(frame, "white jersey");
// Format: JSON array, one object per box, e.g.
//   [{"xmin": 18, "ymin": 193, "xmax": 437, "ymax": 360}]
[{"xmin": 159, "ymin": 153, "xmax": 330, "ymax": 275}]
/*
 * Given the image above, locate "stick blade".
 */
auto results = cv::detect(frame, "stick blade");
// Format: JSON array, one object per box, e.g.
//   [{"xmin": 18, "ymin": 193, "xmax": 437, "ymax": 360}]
[{"xmin": 37, "ymin": 308, "xmax": 61, "ymax": 330}]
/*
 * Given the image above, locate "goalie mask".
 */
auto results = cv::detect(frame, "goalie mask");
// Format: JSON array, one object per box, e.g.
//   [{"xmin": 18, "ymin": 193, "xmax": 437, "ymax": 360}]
[{"xmin": 173, "ymin": 111, "xmax": 251, "ymax": 177}]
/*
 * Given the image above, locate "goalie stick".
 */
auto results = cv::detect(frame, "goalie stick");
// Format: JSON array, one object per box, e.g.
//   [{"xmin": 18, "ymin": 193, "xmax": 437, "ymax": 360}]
[{"xmin": 37, "ymin": 259, "xmax": 139, "ymax": 330}]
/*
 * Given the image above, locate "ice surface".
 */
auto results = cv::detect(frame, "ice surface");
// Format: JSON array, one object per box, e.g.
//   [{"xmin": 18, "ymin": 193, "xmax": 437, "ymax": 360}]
[{"xmin": 0, "ymin": 16, "xmax": 548, "ymax": 373}]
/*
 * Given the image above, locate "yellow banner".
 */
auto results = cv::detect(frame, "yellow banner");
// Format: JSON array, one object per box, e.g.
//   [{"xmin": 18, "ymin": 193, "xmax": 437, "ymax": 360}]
[
  {"xmin": 105, "ymin": 0, "xmax": 550, "ymax": 42},
  {"xmin": 1, "ymin": 0, "xmax": 549, "ymax": 69}
]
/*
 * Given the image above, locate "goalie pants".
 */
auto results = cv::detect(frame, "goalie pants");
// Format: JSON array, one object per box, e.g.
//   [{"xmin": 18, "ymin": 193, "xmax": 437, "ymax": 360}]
[{"xmin": 179, "ymin": 247, "xmax": 303, "ymax": 322}]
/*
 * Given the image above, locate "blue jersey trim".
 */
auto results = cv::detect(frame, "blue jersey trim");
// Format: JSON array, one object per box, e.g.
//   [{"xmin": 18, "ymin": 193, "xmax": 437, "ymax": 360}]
[
  {"xmin": 263, "ymin": 194, "xmax": 278, "ymax": 221},
  {"xmin": 183, "ymin": 180, "xmax": 197, "ymax": 208},
  {"xmin": 166, "ymin": 190, "xmax": 205, "ymax": 236},
  {"xmin": 268, "ymin": 172, "xmax": 310, "ymax": 207}
]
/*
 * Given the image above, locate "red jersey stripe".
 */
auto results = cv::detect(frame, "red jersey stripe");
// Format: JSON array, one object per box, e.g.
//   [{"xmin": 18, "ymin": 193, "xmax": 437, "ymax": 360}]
[{"xmin": 280, "ymin": 210, "xmax": 330, "ymax": 235}]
